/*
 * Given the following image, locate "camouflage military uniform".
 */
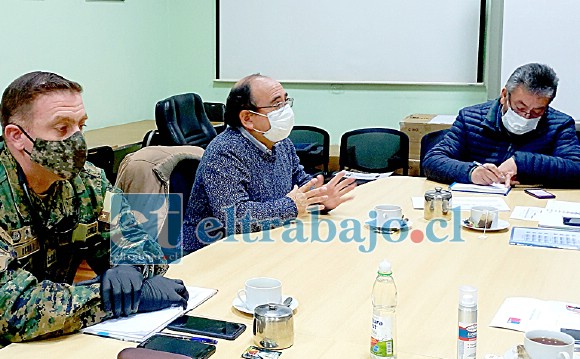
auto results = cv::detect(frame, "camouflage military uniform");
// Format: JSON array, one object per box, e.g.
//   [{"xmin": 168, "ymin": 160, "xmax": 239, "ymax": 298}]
[{"xmin": 0, "ymin": 142, "xmax": 167, "ymax": 346}]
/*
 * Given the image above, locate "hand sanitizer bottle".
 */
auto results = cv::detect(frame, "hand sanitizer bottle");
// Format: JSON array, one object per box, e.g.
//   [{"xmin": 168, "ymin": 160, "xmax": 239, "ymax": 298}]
[{"xmin": 457, "ymin": 285, "xmax": 477, "ymax": 359}]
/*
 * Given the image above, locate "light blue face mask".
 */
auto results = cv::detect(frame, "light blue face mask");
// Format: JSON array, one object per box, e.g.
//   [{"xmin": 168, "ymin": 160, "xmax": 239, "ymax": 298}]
[{"xmin": 501, "ymin": 101, "xmax": 541, "ymax": 135}]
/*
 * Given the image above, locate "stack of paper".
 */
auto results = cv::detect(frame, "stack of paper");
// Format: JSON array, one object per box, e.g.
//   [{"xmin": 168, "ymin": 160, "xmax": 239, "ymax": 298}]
[
  {"xmin": 538, "ymin": 214, "xmax": 580, "ymax": 231},
  {"xmin": 538, "ymin": 200, "xmax": 580, "ymax": 231},
  {"xmin": 449, "ymin": 182, "xmax": 511, "ymax": 196},
  {"xmin": 490, "ymin": 297, "xmax": 580, "ymax": 332},
  {"xmin": 341, "ymin": 171, "xmax": 393, "ymax": 181},
  {"xmin": 82, "ymin": 286, "xmax": 217, "ymax": 342}
]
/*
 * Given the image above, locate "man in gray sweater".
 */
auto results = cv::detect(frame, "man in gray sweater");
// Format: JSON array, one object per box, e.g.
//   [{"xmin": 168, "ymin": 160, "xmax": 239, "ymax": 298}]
[{"xmin": 181, "ymin": 74, "xmax": 355, "ymax": 252}]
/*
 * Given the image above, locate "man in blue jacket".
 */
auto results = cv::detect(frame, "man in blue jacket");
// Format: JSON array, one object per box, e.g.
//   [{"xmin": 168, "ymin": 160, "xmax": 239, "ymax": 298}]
[{"xmin": 423, "ymin": 63, "xmax": 580, "ymax": 188}]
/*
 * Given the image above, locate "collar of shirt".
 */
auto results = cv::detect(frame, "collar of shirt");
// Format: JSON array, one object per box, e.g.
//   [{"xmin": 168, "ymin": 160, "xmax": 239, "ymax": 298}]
[
  {"xmin": 239, "ymin": 127, "xmax": 272, "ymax": 155},
  {"xmin": 0, "ymin": 146, "xmax": 87, "ymax": 228}
]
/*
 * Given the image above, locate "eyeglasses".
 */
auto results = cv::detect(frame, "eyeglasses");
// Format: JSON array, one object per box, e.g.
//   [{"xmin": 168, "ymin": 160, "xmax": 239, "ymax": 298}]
[
  {"xmin": 253, "ymin": 98, "xmax": 294, "ymax": 110},
  {"xmin": 507, "ymin": 95, "xmax": 546, "ymax": 119}
]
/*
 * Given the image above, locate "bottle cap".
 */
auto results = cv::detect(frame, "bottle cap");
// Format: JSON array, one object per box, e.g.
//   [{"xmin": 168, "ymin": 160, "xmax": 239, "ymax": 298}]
[
  {"xmin": 378, "ymin": 259, "xmax": 392, "ymax": 275},
  {"xmin": 459, "ymin": 285, "xmax": 477, "ymax": 307}
]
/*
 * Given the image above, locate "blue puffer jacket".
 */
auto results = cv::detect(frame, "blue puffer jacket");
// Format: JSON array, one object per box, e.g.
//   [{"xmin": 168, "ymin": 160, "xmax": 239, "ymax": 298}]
[{"xmin": 423, "ymin": 99, "xmax": 580, "ymax": 187}]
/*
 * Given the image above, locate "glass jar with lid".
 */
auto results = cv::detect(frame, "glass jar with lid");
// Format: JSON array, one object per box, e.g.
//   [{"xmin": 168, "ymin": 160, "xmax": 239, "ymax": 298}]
[{"xmin": 424, "ymin": 187, "xmax": 452, "ymax": 220}]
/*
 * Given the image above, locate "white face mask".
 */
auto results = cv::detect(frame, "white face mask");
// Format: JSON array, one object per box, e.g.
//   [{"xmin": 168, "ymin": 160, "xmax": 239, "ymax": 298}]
[
  {"xmin": 251, "ymin": 104, "xmax": 295, "ymax": 142},
  {"xmin": 501, "ymin": 101, "xmax": 541, "ymax": 135}
]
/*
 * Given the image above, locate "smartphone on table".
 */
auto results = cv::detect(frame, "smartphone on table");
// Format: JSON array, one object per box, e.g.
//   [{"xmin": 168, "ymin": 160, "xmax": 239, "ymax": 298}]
[
  {"xmin": 563, "ymin": 217, "xmax": 580, "ymax": 227},
  {"xmin": 167, "ymin": 315, "xmax": 246, "ymax": 340},
  {"xmin": 524, "ymin": 188, "xmax": 556, "ymax": 199},
  {"xmin": 138, "ymin": 334, "xmax": 216, "ymax": 358}
]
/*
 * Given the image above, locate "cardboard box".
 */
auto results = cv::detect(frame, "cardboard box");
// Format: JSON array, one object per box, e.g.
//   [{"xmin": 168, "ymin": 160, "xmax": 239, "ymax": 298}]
[
  {"xmin": 393, "ymin": 159, "xmax": 421, "ymax": 177},
  {"xmin": 400, "ymin": 114, "xmax": 454, "ymax": 160},
  {"xmin": 409, "ymin": 141, "xmax": 421, "ymax": 159},
  {"xmin": 408, "ymin": 159, "xmax": 420, "ymax": 177},
  {"xmin": 399, "ymin": 114, "xmax": 454, "ymax": 143}
]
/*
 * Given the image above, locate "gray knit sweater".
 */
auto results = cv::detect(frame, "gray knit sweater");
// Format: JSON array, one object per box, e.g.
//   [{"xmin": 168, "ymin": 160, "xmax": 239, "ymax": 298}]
[{"xmin": 181, "ymin": 127, "xmax": 310, "ymax": 251}]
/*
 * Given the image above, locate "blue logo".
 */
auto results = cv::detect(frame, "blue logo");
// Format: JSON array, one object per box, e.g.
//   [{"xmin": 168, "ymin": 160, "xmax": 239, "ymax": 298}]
[
  {"xmin": 110, "ymin": 193, "xmax": 183, "ymax": 265},
  {"xmin": 195, "ymin": 206, "xmax": 465, "ymax": 253}
]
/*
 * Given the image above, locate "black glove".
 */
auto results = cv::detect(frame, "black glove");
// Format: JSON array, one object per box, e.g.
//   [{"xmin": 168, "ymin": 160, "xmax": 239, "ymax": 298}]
[
  {"xmin": 138, "ymin": 276, "xmax": 189, "ymax": 313},
  {"xmin": 100, "ymin": 265, "xmax": 144, "ymax": 317}
]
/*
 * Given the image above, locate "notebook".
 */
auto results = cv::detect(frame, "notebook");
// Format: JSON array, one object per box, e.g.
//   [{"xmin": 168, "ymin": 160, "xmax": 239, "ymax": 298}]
[
  {"xmin": 509, "ymin": 227, "xmax": 580, "ymax": 250},
  {"xmin": 449, "ymin": 182, "xmax": 511, "ymax": 196},
  {"xmin": 82, "ymin": 286, "xmax": 217, "ymax": 342}
]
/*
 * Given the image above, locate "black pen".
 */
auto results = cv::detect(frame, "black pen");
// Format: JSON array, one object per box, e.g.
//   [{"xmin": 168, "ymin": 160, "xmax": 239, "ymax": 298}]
[{"xmin": 156, "ymin": 333, "xmax": 218, "ymax": 344}]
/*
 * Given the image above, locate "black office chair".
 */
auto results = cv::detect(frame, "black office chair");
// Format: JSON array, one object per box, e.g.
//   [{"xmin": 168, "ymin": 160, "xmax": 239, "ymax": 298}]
[
  {"xmin": 288, "ymin": 125, "xmax": 330, "ymax": 177},
  {"xmin": 142, "ymin": 129, "xmax": 161, "ymax": 147},
  {"xmin": 155, "ymin": 93, "xmax": 217, "ymax": 148},
  {"xmin": 163, "ymin": 157, "xmax": 200, "ymax": 257},
  {"xmin": 419, "ymin": 129, "xmax": 449, "ymax": 177},
  {"xmin": 87, "ymin": 145, "xmax": 115, "ymax": 183},
  {"xmin": 203, "ymin": 101, "xmax": 227, "ymax": 134},
  {"xmin": 339, "ymin": 128, "xmax": 409, "ymax": 175},
  {"xmin": 169, "ymin": 157, "xmax": 199, "ymax": 214}
]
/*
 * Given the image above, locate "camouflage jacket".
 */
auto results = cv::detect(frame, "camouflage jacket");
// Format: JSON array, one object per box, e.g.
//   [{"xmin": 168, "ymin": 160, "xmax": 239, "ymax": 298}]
[{"xmin": 0, "ymin": 143, "xmax": 167, "ymax": 346}]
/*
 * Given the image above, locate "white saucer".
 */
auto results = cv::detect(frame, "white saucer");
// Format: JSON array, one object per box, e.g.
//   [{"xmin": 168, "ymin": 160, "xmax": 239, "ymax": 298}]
[
  {"xmin": 232, "ymin": 295, "xmax": 299, "ymax": 315},
  {"xmin": 462, "ymin": 218, "xmax": 510, "ymax": 232},
  {"xmin": 365, "ymin": 218, "xmax": 412, "ymax": 233}
]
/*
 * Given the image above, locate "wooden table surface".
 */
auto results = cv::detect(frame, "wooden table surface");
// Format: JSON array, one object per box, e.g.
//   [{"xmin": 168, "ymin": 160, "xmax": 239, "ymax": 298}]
[
  {"xmin": 84, "ymin": 120, "xmax": 156, "ymax": 149},
  {"xmin": 3, "ymin": 177, "xmax": 579, "ymax": 359}
]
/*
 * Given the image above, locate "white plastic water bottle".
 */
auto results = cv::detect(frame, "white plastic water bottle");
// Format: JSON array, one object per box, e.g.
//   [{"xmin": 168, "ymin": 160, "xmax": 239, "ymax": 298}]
[
  {"xmin": 457, "ymin": 285, "xmax": 478, "ymax": 359},
  {"xmin": 370, "ymin": 259, "xmax": 397, "ymax": 358}
]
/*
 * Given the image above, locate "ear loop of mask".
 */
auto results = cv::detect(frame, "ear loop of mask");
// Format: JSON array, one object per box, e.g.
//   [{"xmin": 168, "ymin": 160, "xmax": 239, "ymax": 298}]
[
  {"xmin": 14, "ymin": 124, "xmax": 36, "ymax": 157},
  {"xmin": 247, "ymin": 110, "xmax": 269, "ymax": 134}
]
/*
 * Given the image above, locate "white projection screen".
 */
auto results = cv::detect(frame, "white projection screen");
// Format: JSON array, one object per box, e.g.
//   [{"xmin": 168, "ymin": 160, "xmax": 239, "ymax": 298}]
[
  {"xmin": 217, "ymin": 0, "xmax": 485, "ymax": 84},
  {"xmin": 502, "ymin": 0, "xmax": 580, "ymax": 123}
]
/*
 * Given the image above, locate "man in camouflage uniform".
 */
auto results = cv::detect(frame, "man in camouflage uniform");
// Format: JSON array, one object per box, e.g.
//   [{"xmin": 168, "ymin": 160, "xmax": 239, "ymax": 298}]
[{"xmin": 0, "ymin": 72, "xmax": 189, "ymax": 347}]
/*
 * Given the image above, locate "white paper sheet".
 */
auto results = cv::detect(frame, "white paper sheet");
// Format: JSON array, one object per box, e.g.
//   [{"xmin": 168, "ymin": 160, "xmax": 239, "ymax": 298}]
[
  {"xmin": 82, "ymin": 286, "xmax": 217, "ymax": 342},
  {"xmin": 510, "ymin": 206, "xmax": 544, "ymax": 220},
  {"xmin": 342, "ymin": 171, "xmax": 393, "ymax": 180},
  {"xmin": 490, "ymin": 297, "xmax": 580, "ymax": 332},
  {"xmin": 545, "ymin": 200, "xmax": 580, "ymax": 215},
  {"xmin": 428, "ymin": 114, "xmax": 456, "ymax": 124}
]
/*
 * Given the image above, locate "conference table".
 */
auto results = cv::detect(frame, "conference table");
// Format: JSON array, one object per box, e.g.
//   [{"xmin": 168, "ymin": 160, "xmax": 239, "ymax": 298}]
[{"xmin": 3, "ymin": 177, "xmax": 579, "ymax": 358}]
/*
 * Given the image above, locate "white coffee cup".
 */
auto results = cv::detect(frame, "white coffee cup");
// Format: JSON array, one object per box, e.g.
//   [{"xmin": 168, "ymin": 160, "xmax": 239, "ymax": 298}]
[
  {"xmin": 470, "ymin": 206, "xmax": 499, "ymax": 229},
  {"xmin": 524, "ymin": 329, "xmax": 574, "ymax": 359},
  {"xmin": 237, "ymin": 277, "xmax": 282, "ymax": 312},
  {"xmin": 374, "ymin": 204, "xmax": 403, "ymax": 229}
]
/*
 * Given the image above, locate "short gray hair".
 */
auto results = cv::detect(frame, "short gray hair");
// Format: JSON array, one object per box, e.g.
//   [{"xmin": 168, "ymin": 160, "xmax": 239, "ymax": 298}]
[{"xmin": 505, "ymin": 63, "xmax": 558, "ymax": 100}]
